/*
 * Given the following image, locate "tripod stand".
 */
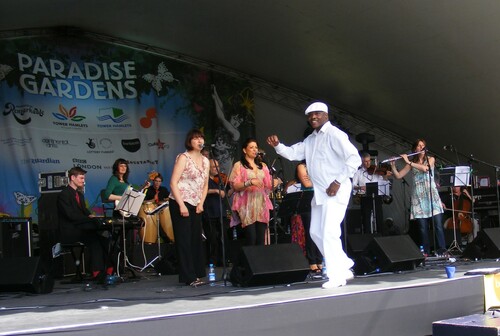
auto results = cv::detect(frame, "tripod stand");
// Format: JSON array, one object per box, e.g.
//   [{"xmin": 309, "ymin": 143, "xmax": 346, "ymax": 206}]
[
  {"xmin": 440, "ymin": 165, "xmax": 471, "ymax": 255},
  {"xmin": 141, "ymin": 200, "xmax": 170, "ymax": 272},
  {"xmin": 114, "ymin": 187, "xmax": 145, "ymax": 278}
]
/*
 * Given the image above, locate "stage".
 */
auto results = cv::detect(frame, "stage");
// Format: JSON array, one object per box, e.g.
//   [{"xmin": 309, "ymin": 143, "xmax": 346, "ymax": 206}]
[{"xmin": 0, "ymin": 257, "xmax": 495, "ymax": 336}]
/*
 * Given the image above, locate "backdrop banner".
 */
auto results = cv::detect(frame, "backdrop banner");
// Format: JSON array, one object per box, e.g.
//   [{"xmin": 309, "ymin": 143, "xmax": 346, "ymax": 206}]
[{"xmin": 0, "ymin": 34, "xmax": 254, "ymax": 221}]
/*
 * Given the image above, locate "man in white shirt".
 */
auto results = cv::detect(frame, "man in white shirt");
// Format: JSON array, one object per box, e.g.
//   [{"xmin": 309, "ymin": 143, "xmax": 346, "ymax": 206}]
[{"xmin": 267, "ymin": 102, "xmax": 361, "ymax": 288}]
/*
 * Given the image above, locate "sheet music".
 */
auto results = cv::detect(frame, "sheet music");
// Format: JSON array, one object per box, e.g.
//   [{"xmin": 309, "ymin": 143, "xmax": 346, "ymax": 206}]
[{"xmin": 454, "ymin": 166, "xmax": 471, "ymax": 186}]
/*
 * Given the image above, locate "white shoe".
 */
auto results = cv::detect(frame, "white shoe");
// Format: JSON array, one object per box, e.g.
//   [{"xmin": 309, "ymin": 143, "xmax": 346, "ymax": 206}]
[
  {"xmin": 344, "ymin": 270, "xmax": 354, "ymax": 281},
  {"xmin": 322, "ymin": 279, "xmax": 346, "ymax": 289}
]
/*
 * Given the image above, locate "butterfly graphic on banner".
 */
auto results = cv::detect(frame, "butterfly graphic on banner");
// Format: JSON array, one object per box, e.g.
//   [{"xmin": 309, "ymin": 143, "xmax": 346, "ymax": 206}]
[
  {"xmin": 142, "ymin": 62, "xmax": 178, "ymax": 95},
  {"xmin": 0, "ymin": 64, "xmax": 13, "ymax": 81},
  {"xmin": 14, "ymin": 192, "xmax": 37, "ymax": 206}
]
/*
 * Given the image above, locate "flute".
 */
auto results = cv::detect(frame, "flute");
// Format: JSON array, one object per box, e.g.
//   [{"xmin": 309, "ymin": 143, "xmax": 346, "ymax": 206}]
[{"xmin": 381, "ymin": 150, "xmax": 426, "ymax": 164}]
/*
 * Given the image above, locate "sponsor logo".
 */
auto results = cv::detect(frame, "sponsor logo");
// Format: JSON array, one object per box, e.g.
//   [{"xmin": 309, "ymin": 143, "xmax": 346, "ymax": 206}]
[
  {"xmin": 41, "ymin": 137, "xmax": 76, "ymax": 148},
  {"xmin": 71, "ymin": 158, "xmax": 102, "ymax": 170},
  {"xmin": 97, "ymin": 107, "xmax": 132, "ymax": 129},
  {"xmin": 1, "ymin": 137, "xmax": 31, "ymax": 146},
  {"xmin": 122, "ymin": 138, "xmax": 141, "ymax": 152},
  {"xmin": 127, "ymin": 159, "xmax": 159, "ymax": 165},
  {"xmin": 85, "ymin": 137, "xmax": 114, "ymax": 154},
  {"xmin": 140, "ymin": 107, "xmax": 157, "ymax": 128},
  {"xmin": 52, "ymin": 104, "xmax": 89, "ymax": 128},
  {"xmin": 21, "ymin": 157, "xmax": 61, "ymax": 164},
  {"xmin": 3, "ymin": 102, "xmax": 44, "ymax": 125},
  {"xmin": 148, "ymin": 138, "xmax": 168, "ymax": 150}
]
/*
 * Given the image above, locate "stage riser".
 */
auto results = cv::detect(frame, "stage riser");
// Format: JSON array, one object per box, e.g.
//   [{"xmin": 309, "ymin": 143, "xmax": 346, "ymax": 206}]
[{"xmin": 433, "ymin": 314, "xmax": 500, "ymax": 336}]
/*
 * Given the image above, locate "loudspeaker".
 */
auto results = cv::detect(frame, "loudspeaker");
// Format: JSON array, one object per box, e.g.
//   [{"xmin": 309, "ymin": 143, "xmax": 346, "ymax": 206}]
[
  {"xmin": 346, "ymin": 234, "xmax": 376, "ymax": 257},
  {"xmin": 462, "ymin": 228, "xmax": 500, "ymax": 259},
  {"xmin": 0, "ymin": 217, "xmax": 32, "ymax": 258},
  {"xmin": 230, "ymin": 243, "xmax": 309, "ymax": 287},
  {"xmin": 361, "ymin": 235, "xmax": 424, "ymax": 274},
  {"xmin": 0, "ymin": 257, "xmax": 54, "ymax": 294}
]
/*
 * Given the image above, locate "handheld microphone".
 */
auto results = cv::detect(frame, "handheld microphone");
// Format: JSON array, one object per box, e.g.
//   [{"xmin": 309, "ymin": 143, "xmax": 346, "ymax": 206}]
[{"xmin": 443, "ymin": 145, "xmax": 454, "ymax": 151}]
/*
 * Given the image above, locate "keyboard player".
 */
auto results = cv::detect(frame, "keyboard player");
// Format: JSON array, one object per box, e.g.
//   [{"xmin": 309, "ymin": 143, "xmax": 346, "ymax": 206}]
[{"xmin": 57, "ymin": 167, "xmax": 113, "ymax": 283}]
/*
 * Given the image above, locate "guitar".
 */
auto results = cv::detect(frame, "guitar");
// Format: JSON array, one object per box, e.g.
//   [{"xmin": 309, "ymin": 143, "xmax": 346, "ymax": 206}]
[{"xmin": 114, "ymin": 171, "xmax": 158, "ymax": 217}]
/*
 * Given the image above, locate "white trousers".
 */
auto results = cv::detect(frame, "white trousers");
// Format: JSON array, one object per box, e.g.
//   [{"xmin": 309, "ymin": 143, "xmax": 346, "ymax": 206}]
[{"xmin": 309, "ymin": 193, "xmax": 353, "ymax": 281}]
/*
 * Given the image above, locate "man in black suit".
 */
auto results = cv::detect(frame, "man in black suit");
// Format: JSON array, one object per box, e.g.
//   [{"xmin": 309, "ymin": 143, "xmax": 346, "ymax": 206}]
[{"xmin": 57, "ymin": 166, "xmax": 111, "ymax": 281}]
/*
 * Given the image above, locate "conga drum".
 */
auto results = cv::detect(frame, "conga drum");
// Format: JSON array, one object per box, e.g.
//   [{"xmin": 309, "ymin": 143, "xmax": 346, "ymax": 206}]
[
  {"xmin": 159, "ymin": 207, "xmax": 174, "ymax": 242},
  {"xmin": 139, "ymin": 201, "xmax": 158, "ymax": 244}
]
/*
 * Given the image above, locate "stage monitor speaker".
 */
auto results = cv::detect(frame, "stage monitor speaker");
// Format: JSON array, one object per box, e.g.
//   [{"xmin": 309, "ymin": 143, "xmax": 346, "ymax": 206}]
[
  {"xmin": 230, "ymin": 243, "xmax": 309, "ymax": 287},
  {"xmin": 462, "ymin": 228, "xmax": 500, "ymax": 259},
  {"xmin": 0, "ymin": 257, "xmax": 54, "ymax": 294},
  {"xmin": 346, "ymin": 234, "xmax": 376, "ymax": 257},
  {"xmin": 363, "ymin": 235, "xmax": 424, "ymax": 273}
]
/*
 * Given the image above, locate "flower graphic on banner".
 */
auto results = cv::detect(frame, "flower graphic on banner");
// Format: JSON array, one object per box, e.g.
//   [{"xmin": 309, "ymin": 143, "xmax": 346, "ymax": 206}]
[
  {"xmin": 52, "ymin": 105, "xmax": 86, "ymax": 122},
  {"xmin": 0, "ymin": 64, "xmax": 13, "ymax": 81},
  {"xmin": 142, "ymin": 62, "xmax": 178, "ymax": 95}
]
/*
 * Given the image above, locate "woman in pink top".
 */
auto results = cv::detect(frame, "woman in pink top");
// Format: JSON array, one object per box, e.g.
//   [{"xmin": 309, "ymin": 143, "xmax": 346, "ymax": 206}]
[
  {"xmin": 169, "ymin": 129, "xmax": 209, "ymax": 287},
  {"xmin": 229, "ymin": 138, "xmax": 273, "ymax": 245}
]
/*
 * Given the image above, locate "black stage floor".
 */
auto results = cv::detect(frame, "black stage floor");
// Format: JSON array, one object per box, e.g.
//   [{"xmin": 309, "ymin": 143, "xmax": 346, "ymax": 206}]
[{"xmin": 0, "ymin": 256, "xmax": 496, "ymax": 336}]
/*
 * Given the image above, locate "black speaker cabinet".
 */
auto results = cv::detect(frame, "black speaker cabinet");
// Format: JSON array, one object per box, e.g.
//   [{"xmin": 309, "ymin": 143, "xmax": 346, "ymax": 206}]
[
  {"xmin": 230, "ymin": 243, "xmax": 309, "ymax": 287},
  {"xmin": 0, "ymin": 257, "xmax": 54, "ymax": 294},
  {"xmin": 0, "ymin": 217, "xmax": 32, "ymax": 258},
  {"xmin": 463, "ymin": 228, "xmax": 500, "ymax": 259},
  {"xmin": 363, "ymin": 235, "xmax": 424, "ymax": 273}
]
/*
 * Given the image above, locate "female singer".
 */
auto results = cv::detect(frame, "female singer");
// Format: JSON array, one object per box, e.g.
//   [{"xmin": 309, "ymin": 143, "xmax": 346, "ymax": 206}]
[
  {"xmin": 229, "ymin": 138, "xmax": 273, "ymax": 246},
  {"xmin": 169, "ymin": 129, "xmax": 210, "ymax": 287},
  {"xmin": 390, "ymin": 139, "xmax": 447, "ymax": 256}
]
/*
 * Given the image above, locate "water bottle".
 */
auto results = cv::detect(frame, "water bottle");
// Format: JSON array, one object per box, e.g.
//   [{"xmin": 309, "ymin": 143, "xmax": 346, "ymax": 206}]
[
  {"xmin": 208, "ymin": 264, "xmax": 216, "ymax": 286},
  {"xmin": 232, "ymin": 227, "xmax": 238, "ymax": 240},
  {"xmin": 321, "ymin": 258, "xmax": 328, "ymax": 279}
]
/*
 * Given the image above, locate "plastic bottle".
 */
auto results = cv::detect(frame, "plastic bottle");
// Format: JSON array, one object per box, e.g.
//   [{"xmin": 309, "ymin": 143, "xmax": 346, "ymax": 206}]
[
  {"xmin": 321, "ymin": 258, "xmax": 328, "ymax": 279},
  {"xmin": 208, "ymin": 264, "xmax": 216, "ymax": 286}
]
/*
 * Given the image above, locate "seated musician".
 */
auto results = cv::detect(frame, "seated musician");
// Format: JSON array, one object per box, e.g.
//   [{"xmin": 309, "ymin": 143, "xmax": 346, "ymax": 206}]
[
  {"xmin": 103, "ymin": 158, "xmax": 150, "ymax": 216},
  {"xmin": 144, "ymin": 173, "xmax": 170, "ymax": 204},
  {"xmin": 57, "ymin": 167, "xmax": 113, "ymax": 283},
  {"xmin": 443, "ymin": 186, "xmax": 479, "ymax": 243},
  {"xmin": 143, "ymin": 173, "xmax": 172, "ymax": 242},
  {"xmin": 352, "ymin": 152, "xmax": 390, "ymax": 233}
]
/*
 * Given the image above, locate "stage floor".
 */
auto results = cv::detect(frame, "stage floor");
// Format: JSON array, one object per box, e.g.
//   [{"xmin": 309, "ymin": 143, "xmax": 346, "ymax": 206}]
[{"xmin": 0, "ymin": 257, "xmax": 496, "ymax": 336}]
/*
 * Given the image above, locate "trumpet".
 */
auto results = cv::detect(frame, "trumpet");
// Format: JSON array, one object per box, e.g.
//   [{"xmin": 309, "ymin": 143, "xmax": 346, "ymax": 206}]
[{"xmin": 381, "ymin": 149, "xmax": 426, "ymax": 164}]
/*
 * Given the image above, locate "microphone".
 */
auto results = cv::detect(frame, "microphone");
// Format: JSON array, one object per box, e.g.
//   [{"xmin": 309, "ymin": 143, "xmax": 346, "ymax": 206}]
[{"xmin": 443, "ymin": 145, "xmax": 455, "ymax": 151}]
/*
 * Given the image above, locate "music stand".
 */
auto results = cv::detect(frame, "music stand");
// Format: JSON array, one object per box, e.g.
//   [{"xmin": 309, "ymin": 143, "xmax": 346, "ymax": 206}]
[
  {"xmin": 115, "ymin": 187, "xmax": 146, "ymax": 277},
  {"xmin": 366, "ymin": 182, "xmax": 379, "ymax": 234},
  {"xmin": 440, "ymin": 166, "xmax": 471, "ymax": 254},
  {"xmin": 140, "ymin": 200, "xmax": 170, "ymax": 272}
]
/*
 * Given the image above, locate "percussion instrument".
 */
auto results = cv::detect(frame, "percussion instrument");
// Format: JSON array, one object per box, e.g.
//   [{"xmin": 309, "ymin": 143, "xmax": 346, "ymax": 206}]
[{"xmin": 138, "ymin": 201, "xmax": 174, "ymax": 243}]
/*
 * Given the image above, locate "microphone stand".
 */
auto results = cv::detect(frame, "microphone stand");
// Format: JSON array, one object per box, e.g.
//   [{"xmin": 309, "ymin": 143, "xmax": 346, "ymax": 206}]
[
  {"xmin": 209, "ymin": 148, "xmax": 229, "ymax": 285},
  {"xmin": 423, "ymin": 149, "xmax": 438, "ymax": 255},
  {"xmin": 268, "ymin": 157, "xmax": 279, "ymax": 244}
]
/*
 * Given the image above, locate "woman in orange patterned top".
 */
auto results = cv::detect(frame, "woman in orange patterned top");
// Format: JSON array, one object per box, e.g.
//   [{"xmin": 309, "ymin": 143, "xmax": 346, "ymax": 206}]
[
  {"xmin": 229, "ymin": 138, "xmax": 273, "ymax": 246},
  {"xmin": 169, "ymin": 129, "xmax": 210, "ymax": 287}
]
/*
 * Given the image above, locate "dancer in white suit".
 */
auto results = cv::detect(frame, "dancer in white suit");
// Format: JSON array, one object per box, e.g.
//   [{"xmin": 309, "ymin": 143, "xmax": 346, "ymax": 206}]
[{"xmin": 267, "ymin": 102, "xmax": 361, "ymax": 288}]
